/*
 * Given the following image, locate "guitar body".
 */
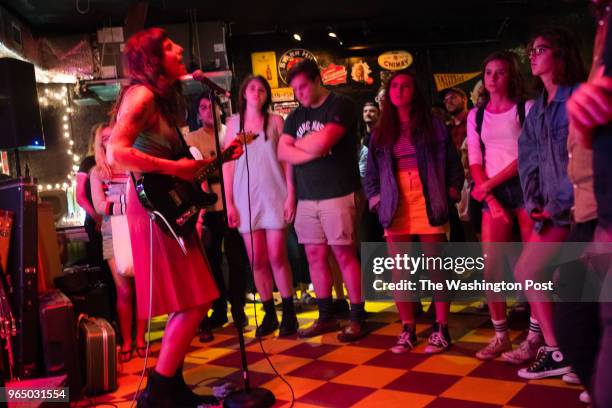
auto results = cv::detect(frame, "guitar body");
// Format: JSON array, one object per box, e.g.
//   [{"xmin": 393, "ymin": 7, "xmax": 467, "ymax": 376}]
[
  {"xmin": 134, "ymin": 131, "xmax": 257, "ymax": 239},
  {"xmin": 135, "ymin": 173, "xmax": 217, "ymax": 237}
]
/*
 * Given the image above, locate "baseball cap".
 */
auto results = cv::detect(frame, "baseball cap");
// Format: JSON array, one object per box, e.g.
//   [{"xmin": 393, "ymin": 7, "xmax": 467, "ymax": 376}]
[{"xmin": 441, "ymin": 87, "xmax": 467, "ymax": 100}]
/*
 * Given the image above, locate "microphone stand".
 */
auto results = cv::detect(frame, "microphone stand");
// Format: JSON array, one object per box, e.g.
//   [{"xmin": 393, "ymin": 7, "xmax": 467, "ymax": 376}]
[{"xmin": 207, "ymin": 86, "xmax": 275, "ymax": 408}]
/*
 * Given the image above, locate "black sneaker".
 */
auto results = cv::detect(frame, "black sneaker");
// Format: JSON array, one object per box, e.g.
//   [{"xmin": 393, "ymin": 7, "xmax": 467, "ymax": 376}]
[
  {"xmin": 517, "ymin": 346, "xmax": 571, "ymax": 379},
  {"xmin": 255, "ymin": 312, "xmax": 279, "ymax": 337}
]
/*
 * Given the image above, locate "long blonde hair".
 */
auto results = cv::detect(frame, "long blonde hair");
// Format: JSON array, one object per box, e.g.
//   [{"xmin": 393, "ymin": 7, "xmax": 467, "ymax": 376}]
[{"xmin": 93, "ymin": 123, "xmax": 113, "ymax": 180}]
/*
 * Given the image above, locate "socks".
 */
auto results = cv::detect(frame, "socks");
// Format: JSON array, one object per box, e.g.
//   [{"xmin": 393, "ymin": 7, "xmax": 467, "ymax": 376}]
[
  {"xmin": 349, "ymin": 302, "xmax": 366, "ymax": 322},
  {"xmin": 262, "ymin": 299, "xmax": 276, "ymax": 316},
  {"xmin": 317, "ymin": 297, "xmax": 334, "ymax": 321},
  {"xmin": 281, "ymin": 296, "xmax": 296, "ymax": 317},
  {"xmin": 527, "ymin": 317, "xmax": 542, "ymax": 342},
  {"xmin": 492, "ymin": 319, "xmax": 508, "ymax": 339}
]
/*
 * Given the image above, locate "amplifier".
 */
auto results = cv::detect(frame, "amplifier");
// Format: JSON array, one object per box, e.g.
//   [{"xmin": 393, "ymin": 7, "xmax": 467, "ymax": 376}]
[{"xmin": 0, "ymin": 177, "xmax": 40, "ymax": 378}]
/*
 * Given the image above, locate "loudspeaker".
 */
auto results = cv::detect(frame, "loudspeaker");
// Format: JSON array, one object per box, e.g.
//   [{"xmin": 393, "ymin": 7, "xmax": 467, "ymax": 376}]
[
  {"xmin": 39, "ymin": 290, "xmax": 83, "ymax": 397},
  {"xmin": 0, "ymin": 58, "xmax": 45, "ymax": 150},
  {"xmin": 0, "ymin": 177, "xmax": 40, "ymax": 378}
]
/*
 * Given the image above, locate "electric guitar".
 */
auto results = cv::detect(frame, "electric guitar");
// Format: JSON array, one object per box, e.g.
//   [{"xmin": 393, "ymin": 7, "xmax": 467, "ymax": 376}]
[{"xmin": 134, "ymin": 132, "xmax": 257, "ymax": 247}]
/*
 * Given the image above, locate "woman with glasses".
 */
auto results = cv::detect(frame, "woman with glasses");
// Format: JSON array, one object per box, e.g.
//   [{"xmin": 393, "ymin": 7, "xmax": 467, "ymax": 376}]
[
  {"xmin": 466, "ymin": 51, "xmax": 535, "ymax": 361},
  {"xmin": 505, "ymin": 27, "xmax": 587, "ymax": 380}
]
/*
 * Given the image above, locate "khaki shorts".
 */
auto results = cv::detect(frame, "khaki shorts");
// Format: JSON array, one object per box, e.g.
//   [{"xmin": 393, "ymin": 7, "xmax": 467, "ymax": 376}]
[{"xmin": 295, "ymin": 192, "xmax": 359, "ymax": 246}]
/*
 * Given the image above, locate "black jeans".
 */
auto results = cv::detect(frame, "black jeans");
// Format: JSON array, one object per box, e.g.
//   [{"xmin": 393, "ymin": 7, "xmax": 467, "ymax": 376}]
[
  {"xmin": 553, "ymin": 219, "xmax": 599, "ymax": 391},
  {"xmin": 202, "ymin": 211, "xmax": 249, "ymax": 317}
]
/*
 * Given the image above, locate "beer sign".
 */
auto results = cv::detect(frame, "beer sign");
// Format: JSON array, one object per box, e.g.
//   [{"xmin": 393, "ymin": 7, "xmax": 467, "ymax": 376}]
[{"xmin": 378, "ymin": 51, "xmax": 413, "ymax": 71}]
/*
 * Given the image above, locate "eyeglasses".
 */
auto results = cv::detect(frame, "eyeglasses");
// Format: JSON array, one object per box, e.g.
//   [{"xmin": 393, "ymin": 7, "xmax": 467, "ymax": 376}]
[{"xmin": 528, "ymin": 45, "xmax": 551, "ymax": 58}]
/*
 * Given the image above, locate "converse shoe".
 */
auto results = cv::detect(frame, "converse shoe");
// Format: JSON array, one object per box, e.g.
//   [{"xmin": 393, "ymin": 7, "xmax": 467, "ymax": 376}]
[
  {"xmin": 579, "ymin": 390, "xmax": 591, "ymax": 404},
  {"xmin": 517, "ymin": 346, "xmax": 571, "ymax": 379},
  {"xmin": 502, "ymin": 335, "xmax": 544, "ymax": 364},
  {"xmin": 562, "ymin": 372, "xmax": 581, "ymax": 385},
  {"xmin": 390, "ymin": 324, "xmax": 417, "ymax": 354},
  {"xmin": 424, "ymin": 323, "xmax": 450, "ymax": 354},
  {"xmin": 476, "ymin": 335, "xmax": 512, "ymax": 360}
]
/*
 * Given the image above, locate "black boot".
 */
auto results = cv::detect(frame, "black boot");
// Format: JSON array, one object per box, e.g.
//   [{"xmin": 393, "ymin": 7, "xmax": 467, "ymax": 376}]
[
  {"xmin": 172, "ymin": 365, "xmax": 219, "ymax": 407},
  {"xmin": 231, "ymin": 306, "xmax": 249, "ymax": 329},
  {"xmin": 256, "ymin": 299, "xmax": 279, "ymax": 337},
  {"xmin": 279, "ymin": 296, "xmax": 299, "ymax": 337},
  {"xmin": 137, "ymin": 370, "xmax": 174, "ymax": 408}
]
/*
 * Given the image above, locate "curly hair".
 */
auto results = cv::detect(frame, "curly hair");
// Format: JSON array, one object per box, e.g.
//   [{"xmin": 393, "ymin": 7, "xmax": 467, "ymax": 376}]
[
  {"xmin": 481, "ymin": 51, "xmax": 526, "ymax": 102},
  {"xmin": 110, "ymin": 27, "xmax": 184, "ymax": 126},
  {"xmin": 528, "ymin": 26, "xmax": 587, "ymax": 91}
]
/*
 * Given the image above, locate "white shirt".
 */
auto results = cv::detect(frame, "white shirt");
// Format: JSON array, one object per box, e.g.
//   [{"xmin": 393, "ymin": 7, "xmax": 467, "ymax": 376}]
[
  {"xmin": 466, "ymin": 101, "xmax": 534, "ymax": 178},
  {"xmin": 185, "ymin": 124, "xmax": 226, "ymax": 212}
]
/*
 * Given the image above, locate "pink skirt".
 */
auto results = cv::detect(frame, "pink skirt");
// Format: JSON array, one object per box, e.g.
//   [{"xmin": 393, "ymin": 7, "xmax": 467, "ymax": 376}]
[{"xmin": 126, "ymin": 178, "xmax": 219, "ymax": 320}]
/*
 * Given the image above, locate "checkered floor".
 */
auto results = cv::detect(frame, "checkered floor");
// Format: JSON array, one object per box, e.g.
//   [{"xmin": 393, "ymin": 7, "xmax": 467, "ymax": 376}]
[{"xmin": 79, "ymin": 301, "xmax": 586, "ymax": 408}]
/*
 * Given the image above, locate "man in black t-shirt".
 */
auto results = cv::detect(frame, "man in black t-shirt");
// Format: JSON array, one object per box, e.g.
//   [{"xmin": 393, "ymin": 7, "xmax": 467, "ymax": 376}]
[{"xmin": 278, "ymin": 59, "xmax": 366, "ymax": 342}]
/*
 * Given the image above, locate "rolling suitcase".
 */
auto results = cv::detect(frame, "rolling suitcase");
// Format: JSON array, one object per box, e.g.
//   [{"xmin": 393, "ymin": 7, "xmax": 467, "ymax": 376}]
[{"xmin": 78, "ymin": 315, "xmax": 117, "ymax": 395}]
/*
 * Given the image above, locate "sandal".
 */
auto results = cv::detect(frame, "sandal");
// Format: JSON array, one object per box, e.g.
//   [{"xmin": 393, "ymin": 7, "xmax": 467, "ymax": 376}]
[
  {"xmin": 135, "ymin": 346, "xmax": 147, "ymax": 358},
  {"xmin": 119, "ymin": 348, "xmax": 133, "ymax": 363}
]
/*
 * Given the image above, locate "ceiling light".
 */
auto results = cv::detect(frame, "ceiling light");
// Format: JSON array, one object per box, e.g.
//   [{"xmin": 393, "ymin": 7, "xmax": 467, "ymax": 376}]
[
  {"xmin": 328, "ymin": 32, "xmax": 337, "ymax": 38},
  {"xmin": 293, "ymin": 33, "xmax": 302, "ymax": 41}
]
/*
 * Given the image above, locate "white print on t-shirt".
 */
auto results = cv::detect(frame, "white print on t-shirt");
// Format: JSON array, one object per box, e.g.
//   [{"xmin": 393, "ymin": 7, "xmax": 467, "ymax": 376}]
[{"xmin": 296, "ymin": 120, "xmax": 325, "ymax": 139}]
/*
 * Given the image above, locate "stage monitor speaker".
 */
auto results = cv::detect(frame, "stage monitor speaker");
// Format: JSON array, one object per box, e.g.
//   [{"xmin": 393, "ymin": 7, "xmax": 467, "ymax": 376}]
[
  {"xmin": 0, "ymin": 177, "xmax": 40, "ymax": 378},
  {"xmin": 0, "ymin": 58, "xmax": 45, "ymax": 150}
]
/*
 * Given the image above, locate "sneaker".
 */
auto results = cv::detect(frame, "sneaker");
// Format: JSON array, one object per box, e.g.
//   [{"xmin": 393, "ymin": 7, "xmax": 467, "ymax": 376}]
[
  {"xmin": 579, "ymin": 390, "xmax": 591, "ymax": 404},
  {"xmin": 517, "ymin": 346, "xmax": 571, "ymax": 379},
  {"xmin": 502, "ymin": 336, "xmax": 544, "ymax": 364},
  {"xmin": 424, "ymin": 323, "xmax": 451, "ymax": 354},
  {"xmin": 391, "ymin": 325, "xmax": 417, "ymax": 354},
  {"xmin": 562, "ymin": 372, "xmax": 581, "ymax": 385},
  {"xmin": 300, "ymin": 292, "xmax": 317, "ymax": 307},
  {"xmin": 476, "ymin": 335, "xmax": 512, "ymax": 360}
]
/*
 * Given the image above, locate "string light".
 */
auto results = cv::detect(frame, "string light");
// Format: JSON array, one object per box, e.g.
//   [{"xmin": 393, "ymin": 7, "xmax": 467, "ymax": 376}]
[{"xmin": 38, "ymin": 84, "xmax": 78, "ymax": 191}]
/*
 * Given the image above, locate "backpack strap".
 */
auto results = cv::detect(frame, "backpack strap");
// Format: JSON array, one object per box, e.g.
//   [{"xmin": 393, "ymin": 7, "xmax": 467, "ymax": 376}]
[
  {"xmin": 475, "ymin": 106, "xmax": 485, "ymax": 137},
  {"xmin": 517, "ymin": 100, "xmax": 526, "ymax": 127},
  {"xmin": 475, "ymin": 106, "xmax": 486, "ymax": 167}
]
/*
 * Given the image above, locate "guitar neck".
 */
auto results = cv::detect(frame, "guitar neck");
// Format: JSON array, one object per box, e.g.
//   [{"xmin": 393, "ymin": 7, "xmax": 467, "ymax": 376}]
[{"xmin": 193, "ymin": 147, "xmax": 235, "ymax": 184}]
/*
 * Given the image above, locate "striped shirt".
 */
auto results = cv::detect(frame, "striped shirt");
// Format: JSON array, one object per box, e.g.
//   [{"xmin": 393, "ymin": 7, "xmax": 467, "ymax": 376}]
[{"xmin": 393, "ymin": 128, "xmax": 418, "ymax": 170}]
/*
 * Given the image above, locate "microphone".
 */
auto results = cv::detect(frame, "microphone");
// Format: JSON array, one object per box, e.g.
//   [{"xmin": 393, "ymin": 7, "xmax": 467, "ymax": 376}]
[{"xmin": 186, "ymin": 70, "xmax": 231, "ymax": 97}]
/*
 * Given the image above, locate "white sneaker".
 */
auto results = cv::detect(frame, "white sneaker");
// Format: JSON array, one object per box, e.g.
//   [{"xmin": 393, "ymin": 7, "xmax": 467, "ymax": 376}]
[
  {"xmin": 562, "ymin": 372, "xmax": 581, "ymax": 385},
  {"xmin": 579, "ymin": 390, "xmax": 591, "ymax": 404},
  {"xmin": 502, "ymin": 335, "xmax": 544, "ymax": 364}
]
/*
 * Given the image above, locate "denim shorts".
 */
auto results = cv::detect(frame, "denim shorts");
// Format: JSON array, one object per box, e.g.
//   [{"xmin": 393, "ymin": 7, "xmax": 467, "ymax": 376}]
[{"xmin": 482, "ymin": 177, "xmax": 524, "ymax": 211}]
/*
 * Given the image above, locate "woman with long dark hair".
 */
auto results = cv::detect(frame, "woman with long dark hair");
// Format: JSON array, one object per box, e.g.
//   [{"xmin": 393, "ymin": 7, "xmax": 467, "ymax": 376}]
[
  {"xmin": 506, "ymin": 26, "xmax": 587, "ymax": 379},
  {"xmin": 223, "ymin": 75, "xmax": 298, "ymax": 337},
  {"xmin": 364, "ymin": 69, "xmax": 464, "ymax": 354},
  {"xmin": 466, "ymin": 51, "xmax": 535, "ymax": 360},
  {"xmin": 107, "ymin": 28, "xmax": 241, "ymax": 407}
]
